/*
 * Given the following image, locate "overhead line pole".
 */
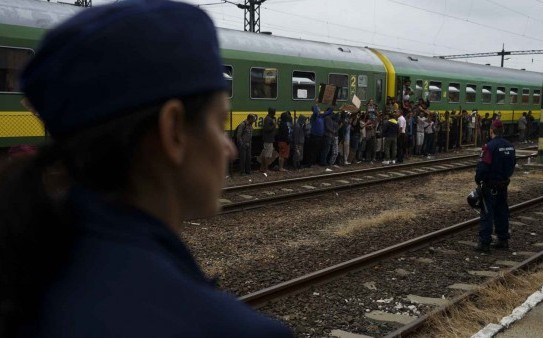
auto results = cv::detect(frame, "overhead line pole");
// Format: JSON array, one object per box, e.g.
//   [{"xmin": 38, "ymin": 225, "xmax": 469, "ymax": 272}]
[
  {"xmin": 209, "ymin": 0, "xmax": 267, "ymax": 33},
  {"xmin": 436, "ymin": 45, "xmax": 543, "ymax": 68},
  {"xmin": 237, "ymin": 0, "xmax": 266, "ymax": 33}
]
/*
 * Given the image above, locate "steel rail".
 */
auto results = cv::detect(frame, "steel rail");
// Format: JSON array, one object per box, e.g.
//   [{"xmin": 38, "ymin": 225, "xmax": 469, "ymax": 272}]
[
  {"xmin": 224, "ymin": 145, "xmax": 537, "ymax": 193},
  {"xmin": 223, "ymin": 154, "xmax": 478, "ymax": 193},
  {"xmin": 221, "ymin": 153, "xmax": 532, "ymax": 214},
  {"xmin": 384, "ymin": 248, "xmax": 543, "ymax": 337},
  {"xmin": 238, "ymin": 196, "xmax": 543, "ymax": 308},
  {"xmin": 221, "ymin": 161, "xmax": 476, "ymax": 214}
]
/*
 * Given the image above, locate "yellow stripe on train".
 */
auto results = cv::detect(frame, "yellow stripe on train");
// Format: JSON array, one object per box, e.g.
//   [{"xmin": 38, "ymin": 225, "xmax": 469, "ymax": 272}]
[
  {"xmin": 432, "ymin": 110, "xmax": 541, "ymax": 122},
  {"xmin": 225, "ymin": 111, "xmax": 312, "ymax": 131},
  {"xmin": 0, "ymin": 112, "xmax": 45, "ymax": 137}
]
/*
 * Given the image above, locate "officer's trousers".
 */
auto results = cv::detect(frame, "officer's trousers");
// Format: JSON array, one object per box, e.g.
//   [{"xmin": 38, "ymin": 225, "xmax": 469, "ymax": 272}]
[{"xmin": 479, "ymin": 188, "xmax": 510, "ymax": 244}]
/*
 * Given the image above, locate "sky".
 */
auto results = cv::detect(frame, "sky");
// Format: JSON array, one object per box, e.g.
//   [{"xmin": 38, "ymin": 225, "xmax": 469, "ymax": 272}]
[{"xmin": 88, "ymin": 0, "xmax": 543, "ymax": 72}]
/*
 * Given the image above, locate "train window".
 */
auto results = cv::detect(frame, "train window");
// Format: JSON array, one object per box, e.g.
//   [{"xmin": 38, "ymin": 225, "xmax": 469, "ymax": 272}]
[
  {"xmin": 415, "ymin": 80, "xmax": 423, "ymax": 100},
  {"xmin": 328, "ymin": 73, "xmax": 348, "ymax": 101},
  {"xmin": 448, "ymin": 83, "xmax": 459, "ymax": 103},
  {"xmin": 251, "ymin": 67, "xmax": 277, "ymax": 99},
  {"xmin": 428, "ymin": 81, "xmax": 441, "ymax": 102},
  {"xmin": 482, "ymin": 86, "xmax": 492, "ymax": 104},
  {"xmin": 534, "ymin": 90, "xmax": 541, "ymax": 105},
  {"xmin": 224, "ymin": 65, "xmax": 233, "ymax": 98},
  {"xmin": 466, "ymin": 84, "xmax": 477, "ymax": 103},
  {"xmin": 0, "ymin": 47, "xmax": 34, "ymax": 93},
  {"xmin": 510, "ymin": 88, "xmax": 518, "ymax": 104},
  {"xmin": 496, "ymin": 87, "xmax": 505, "ymax": 104},
  {"xmin": 356, "ymin": 75, "xmax": 368, "ymax": 101},
  {"xmin": 292, "ymin": 71, "xmax": 315, "ymax": 100},
  {"xmin": 522, "ymin": 89, "xmax": 530, "ymax": 104},
  {"xmin": 376, "ymin": 79, "xmax": 383, "ymax": 104}
]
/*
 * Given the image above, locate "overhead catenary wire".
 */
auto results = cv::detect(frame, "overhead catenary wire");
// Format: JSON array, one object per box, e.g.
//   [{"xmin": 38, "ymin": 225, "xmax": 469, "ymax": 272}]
[
  {"xmin": 260, "ymin": 6, "xmax": 474, "ymax": 53},
  {"xmin": 197, "ymin": 1, "xmax": 227, "ymax": 7},
  {"xmin": 197, "ymin": 0, "xmax": 543, "ymax": 70},
  {"xmin": 204, "ymin": 8, "xmax": 468, "ymax": 55},
  {"xmin": 204, "ymin": 0, "xmax": 543, "ymax": 47},
  {"xmin": 201, "ymin": 0, "xmax": 471, "ymax": 54},
  {"xmin": 387, "ymin": 0, "xmax": 543, "ymax": 43},
  {"xmin": 484, "ymin": 0, "xmax": 543, "ymax": 24}
]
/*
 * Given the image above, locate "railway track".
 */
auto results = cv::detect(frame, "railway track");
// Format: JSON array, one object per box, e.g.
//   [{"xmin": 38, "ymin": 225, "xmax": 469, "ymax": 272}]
[
  {"xmin": 219, "ymin": 149, "xmax": 536, "ymax": 215},
  {"xmin": 239, "ymin": 196, "xmax": 543, "ymax": 337}
]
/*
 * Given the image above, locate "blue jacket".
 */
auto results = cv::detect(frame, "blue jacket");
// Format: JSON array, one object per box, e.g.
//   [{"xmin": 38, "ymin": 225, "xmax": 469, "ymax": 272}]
[
  {"xmin": 21, "ymin": 188, "xmax": 294, "ymax": 338},
  {"xmin": 475, "ymin": 136, "xmax": 516, "ymax": 184},
  {"xmin": 310, "ymin": 106, "xmax": 332, "ymax": 137}
]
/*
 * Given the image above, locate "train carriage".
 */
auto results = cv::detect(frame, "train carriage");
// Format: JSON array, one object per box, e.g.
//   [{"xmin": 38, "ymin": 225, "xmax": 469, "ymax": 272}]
[
  {"xmin": 219, "ymin": 28, "xmax": 386, "ymax": 135},
  {"xmin": 373, "ymin": 48, "xmax": 543, "ymax": 135},
  {"xmin": 0, "ymin": 0, "xmax": 541, "ymax": 148},
  {"xmin": 0, "ymin": 0, "xmax": 79, "ymax": 147}
]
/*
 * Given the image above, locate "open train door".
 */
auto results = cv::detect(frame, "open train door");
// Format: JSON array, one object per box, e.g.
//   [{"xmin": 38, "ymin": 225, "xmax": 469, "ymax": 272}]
[
  {"xmin": 375, "ymin": 74, "xmax": 386, "ymax": 112},
  {"xmin": 396, "ymin": 76, "xmax": 412, "ymax": 103}
]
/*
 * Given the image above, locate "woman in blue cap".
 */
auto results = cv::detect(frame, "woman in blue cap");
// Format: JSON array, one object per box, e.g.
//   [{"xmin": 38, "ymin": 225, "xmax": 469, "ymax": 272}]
[{"xmin": 0, "ymin": 1, "xmax": 294, "ymax": 337}]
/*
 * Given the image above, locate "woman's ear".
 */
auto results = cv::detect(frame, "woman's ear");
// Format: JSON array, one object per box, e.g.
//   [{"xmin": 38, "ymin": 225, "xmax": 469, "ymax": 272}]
[{"xmin": 158, "ymin": 99, "xmax": 187, "ymax": 165}]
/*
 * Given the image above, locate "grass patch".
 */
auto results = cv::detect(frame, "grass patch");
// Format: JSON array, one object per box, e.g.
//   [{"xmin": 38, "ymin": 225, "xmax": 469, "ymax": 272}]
[
  {"xmin": 412, "ymin": 267, "xmax": 543, "ymax": 338},
  {"xmin": 334, "ymin": 209, "xmax": 417, "ymax": 237}
]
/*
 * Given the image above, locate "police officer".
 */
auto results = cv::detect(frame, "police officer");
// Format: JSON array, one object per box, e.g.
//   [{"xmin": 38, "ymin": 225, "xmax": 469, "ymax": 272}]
[
  {"xmin": 0, "ymin": 1, "xmax": 294, "ymax": 337},
  {"xmin": 474, "ymin": 120, "xmax": 516, "ymax": 253}
]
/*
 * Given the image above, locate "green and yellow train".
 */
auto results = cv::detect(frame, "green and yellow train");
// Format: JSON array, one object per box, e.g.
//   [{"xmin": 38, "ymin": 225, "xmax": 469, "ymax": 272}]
[{"xmin": 1, "ymin": 0, "xmax": 541, "ymax": 147}]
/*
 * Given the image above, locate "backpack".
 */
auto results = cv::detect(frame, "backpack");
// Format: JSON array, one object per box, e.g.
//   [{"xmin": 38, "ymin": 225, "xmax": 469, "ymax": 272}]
[
  {"xmin": 278, "ymin": 120, "xmax": 292, "ymax": 143},
  {"xmin": 286, "ymin": 121, "xmax": 293, "ymax": 142},
  {"xmin": 232, "ymin": 121, "xmax": 246, "ymax": 147},
  {"xmin": 338, "ymin": 122, "xmax": 346, "ymax": 141}
]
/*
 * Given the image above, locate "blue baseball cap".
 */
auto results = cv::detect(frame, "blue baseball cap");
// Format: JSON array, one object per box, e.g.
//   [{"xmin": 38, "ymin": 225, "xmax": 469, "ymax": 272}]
[{"xmin": 21, "ymin": 0, "xmax": 226, "ymax": 137}]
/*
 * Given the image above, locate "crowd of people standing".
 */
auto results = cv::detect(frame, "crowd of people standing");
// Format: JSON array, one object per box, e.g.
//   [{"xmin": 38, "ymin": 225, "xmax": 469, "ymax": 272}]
[{"xmin": 234, "ymin": 98, "xmax": 539, "ymax": 176}]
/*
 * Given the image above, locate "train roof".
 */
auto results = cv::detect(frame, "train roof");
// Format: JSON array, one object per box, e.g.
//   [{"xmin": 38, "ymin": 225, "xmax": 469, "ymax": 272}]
[
  {"xmin": 376, "ymin": 48, "xmax": 543, "ymax": 87},
  {"xmin": 2, "ymin": 0, "xmax": 542, "ymax": 87},
  {"xmin": 0, "ymin": 0, "xmax": 80, "ymax": 29},
  {"xmin": 218, "ymin": 28, "xmax": 385, "ymax": 72}
]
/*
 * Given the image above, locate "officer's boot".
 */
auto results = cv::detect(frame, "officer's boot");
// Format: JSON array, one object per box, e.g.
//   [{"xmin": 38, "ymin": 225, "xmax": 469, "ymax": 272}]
[
  {"xmin": 474, "ymin": 242, "xmax": 490, "ymax": 254},
  {"xmin": 491, "ymin": 239, "xmax": 509, "ymax": 250}
]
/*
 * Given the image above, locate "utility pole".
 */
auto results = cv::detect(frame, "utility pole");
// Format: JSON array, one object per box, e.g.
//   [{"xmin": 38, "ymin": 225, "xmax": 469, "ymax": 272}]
[
  {"xmin": 237, "ymin": 0, "xmax": 266, "ymax": 33},
  {"xmin": 436, "ymin": 45, "xmax": 543, "ymax": 68},
  {"xmin": 499, "ymin": 44, "xmax": 510, "ymax": 68}
]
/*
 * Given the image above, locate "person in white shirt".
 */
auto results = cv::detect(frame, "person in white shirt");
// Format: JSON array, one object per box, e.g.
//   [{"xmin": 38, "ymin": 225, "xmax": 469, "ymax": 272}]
[
  {"xmin": 397, "ymin": 110, "xmax": 407, "ymax": 163},
  {"xmin": 416, "ymin": 110, "xmax": 427, "ymax": 155}
]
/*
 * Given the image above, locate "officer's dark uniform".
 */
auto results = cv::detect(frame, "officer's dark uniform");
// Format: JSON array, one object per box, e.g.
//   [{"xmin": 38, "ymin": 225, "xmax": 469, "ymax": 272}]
[
  {"xmin": 21, "ymin": 187, "xmax": 293, "ymax": 337},
  {"xmin": 14, "ymin": 1, "xmax": 295, "ymax": 335},
  {"xmin": 475, "ymin": 126, "xmax": 516, "ymax": 248}
]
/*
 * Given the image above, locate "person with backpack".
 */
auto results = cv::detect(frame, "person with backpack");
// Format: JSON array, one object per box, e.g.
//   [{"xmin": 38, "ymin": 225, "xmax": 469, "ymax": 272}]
[
  {"xmin": 321, "ymin": 110, "xmax": 339, "ymax": 166},
  {"xmin": 382, "ymin": 113, "xmax": 399, "ymax": 165},
  {"xmin": 276, "ymin": 111, "xmax": 292, "ymax": 172},
  {"xmin": 236, "ymin": 114, "xmax": 256, "ymax": 175},
  {"xmin": 365, "ymin": 118, "xmax": 376, "ymax": 163},
  {"xmin": 260, "ymin": 107, "xmax": 277, "ymax": 173}
]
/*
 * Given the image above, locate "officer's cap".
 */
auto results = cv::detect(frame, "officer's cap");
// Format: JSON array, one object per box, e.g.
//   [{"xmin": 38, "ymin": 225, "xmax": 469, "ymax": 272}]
[{"xmin": 21, "ymin": 0, "xmax": 226, "ymax": 137}]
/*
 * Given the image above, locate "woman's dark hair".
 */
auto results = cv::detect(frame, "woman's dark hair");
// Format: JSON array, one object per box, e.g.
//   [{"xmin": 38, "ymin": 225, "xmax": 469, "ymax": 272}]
[{"xmin": 0, "ymin": 92, "xmax": 216, "ymax": 336}]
